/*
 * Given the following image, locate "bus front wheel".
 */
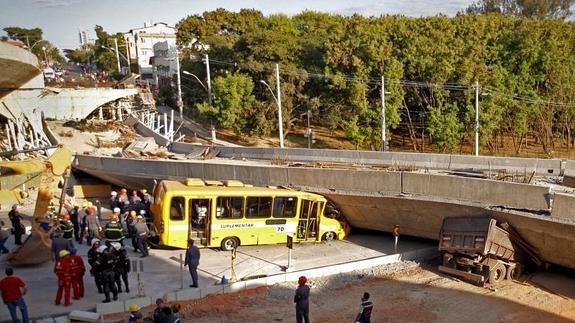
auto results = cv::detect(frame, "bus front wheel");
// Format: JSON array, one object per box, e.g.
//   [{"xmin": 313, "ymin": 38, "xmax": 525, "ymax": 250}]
[
  {"xmin": 221, "ymin": 237, "xmax": 239, "ymax": 251},
  {"xmin": 322, "ymin": 232, "xmax": 336, "ymax": 242}
]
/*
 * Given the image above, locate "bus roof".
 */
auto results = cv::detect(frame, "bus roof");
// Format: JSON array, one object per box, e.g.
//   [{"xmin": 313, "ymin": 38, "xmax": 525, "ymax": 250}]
[{"xmin": 159, "ymin": 179, "xmax": 326, "ymax": 200}]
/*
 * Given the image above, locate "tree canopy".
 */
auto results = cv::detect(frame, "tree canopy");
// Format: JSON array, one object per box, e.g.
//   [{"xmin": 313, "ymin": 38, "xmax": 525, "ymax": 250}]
[{"xmin": 177, "ymin": 9, "xmax": 575, "ymax": 155}]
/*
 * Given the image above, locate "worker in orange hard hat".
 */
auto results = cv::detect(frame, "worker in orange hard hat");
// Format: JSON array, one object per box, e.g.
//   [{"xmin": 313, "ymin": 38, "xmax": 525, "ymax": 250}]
[
  {"xmin": 57, "ymin": 214, "xmax": 74, "ymax": 244},
  {"xmin": 294, "ymin": 276, "xmax": 310, "ymax": 323}
]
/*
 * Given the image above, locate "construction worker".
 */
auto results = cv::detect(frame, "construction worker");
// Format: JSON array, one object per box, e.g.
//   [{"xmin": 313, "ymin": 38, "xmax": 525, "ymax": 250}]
[
  {"xmin": 128, "ymin": 303, "xmax": 143, "ymax": 322},
  {"xmin": 126, "ymin": 211, "xmax": 138, "ymax": 252},
  {"xmin": 51, "ymin": 231, "xmax": 72, "ymax": 261},
  {"xmin": 104, "ymin": 213, "xmax": 124, "ymax": 245},
  {"xmin": 70, "ymin": 204, "xmax": 81, "ymax": 242},
  {"xmin": 118, "ymin": 189, "xmax": 129, "ymax": 212},
  {"xmin": 8, "ymin": 204, "xmax": 25, "ymax": 245},
  {"xmin": 57, "ymin": 214, "xmax": 74, "ymax": 244},
  {"xmin": 87, "ymin": 239, "xmax": 104, "ymax": 293},
  {"xmin": 54, "ymin": 250, "xmax": 73, "ymax": 306},
  {"xmin": 97, "ymin": 245, "xmax": 118, "ymax": 302},
  {"xmin": 109, "ymin": 191, "xmax": 118, "ymax": 210},
  {"xmin": 141, "ymin": 189, "xmax": 154, "ymax": 223},
  {"xmin": 69, "ymin": 248, "xmax": 85, "ymax": 300},
  {"xmin": 134, "ymin": 215, "xmax": 150, "ymax": 258},
  {"xmin": 111, "ymin": 242, "xmax": 130, "ymax": 293},
  {"xmin": 85, "ymin": 207, "xmax": 101, "ymax": 246}
]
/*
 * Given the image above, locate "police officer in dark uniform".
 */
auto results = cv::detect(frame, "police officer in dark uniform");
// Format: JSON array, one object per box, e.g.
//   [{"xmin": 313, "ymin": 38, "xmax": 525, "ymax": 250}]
[
  {"xmin": 111, "ymin": 242, "xmax": 130, "ymax": 293},
  {"xmin": 104, "ymin": 214, "xmax": 124, "ymax": 245},
  {"xmin": 69, "ymin": 205, "xmax": 81, "ymax": 242},
  {"xmin": 87, "ymin": 239, "xmax": 104, "ymax": 293},
  {"xmin": 97, "ymin": 245, "xmax": 118, "ymax": 303}
]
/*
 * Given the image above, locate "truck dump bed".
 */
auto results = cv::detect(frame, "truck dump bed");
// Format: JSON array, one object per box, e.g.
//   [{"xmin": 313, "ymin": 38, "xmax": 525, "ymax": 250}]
[{"xmin": 439, "ymin": 217, "xmax": 518, "ymax": 262}]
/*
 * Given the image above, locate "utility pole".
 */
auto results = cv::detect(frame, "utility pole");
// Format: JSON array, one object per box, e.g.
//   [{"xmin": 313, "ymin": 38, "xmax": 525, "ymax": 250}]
[
  {"xmin": 307, "ymin": 110, "xmax": 312, "ymax": 149},
  {"xmin": 176, "ymin": 48, "xmax": 183, "ymax": 118},
  {"xmin": 475, "ymin": 81, "xmax": 479, "ymax": 156},
  {"xmin": 205, "ymin": 54, "xmax": 212, "ymax": 106},
  {"xmin": 276, "ymin": 63, "xmax": 284, "ymax": 148},
  {"xmin": 381, "ymin": 76, "xmax": 387, "ymax": 152},
  {"xmin": 114, "ymin": 38, "xmax": 121, "ymax": 74}
]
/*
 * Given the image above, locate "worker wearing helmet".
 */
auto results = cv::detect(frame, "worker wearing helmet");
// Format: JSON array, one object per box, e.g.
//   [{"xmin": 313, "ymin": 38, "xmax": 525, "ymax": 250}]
[
  {"xmin": 126, "ymin": 210, "xmax": 138, "ymax": 252},
  {"xmin": 104, "ymin": 213, "xmax": 124, "ymax": 245},
  {"xmin": 98, "ymin": 245, "xmax": 118, "ymax": 303},
  {"xmin": 57, "ymin": 214, "xmax": 74, "ymax": 243},
  {"xmin": 69, "ymin": 247, "xmax": 85, "ymax": 300},
  {"xmin": 87, "ymin": 239, "xmax": 104, "ymax": 293},
  {"xmin": 85, "ymin": 207, "xmax": 101, "ymax": 246},
  {"xmin": 134, "ymin": 215, "xmax": 150, "ymax": 258},
  {"xmin": 54, "ymin": 249, "xmax": 73, "ymax": 306},
  {"xmin": 110, "ymin": 191, "xmax": 118, "ymax": 210},
  {"xmin": 294, "ymin": 276, "xmax": 310, "ymax": 323},
  {"xmin": 111, "ymin": 242, "xmax": 130, "ymax": 293},
  {"xmin": 128, "ymin": 303, "xmax": 143, "ymax": 322}
]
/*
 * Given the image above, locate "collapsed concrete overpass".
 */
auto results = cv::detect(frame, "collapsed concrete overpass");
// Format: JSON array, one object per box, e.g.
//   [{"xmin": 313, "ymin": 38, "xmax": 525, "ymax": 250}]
[{"xmin": 73, "ymin": 153, "xmax": 575, "ymax": 270}]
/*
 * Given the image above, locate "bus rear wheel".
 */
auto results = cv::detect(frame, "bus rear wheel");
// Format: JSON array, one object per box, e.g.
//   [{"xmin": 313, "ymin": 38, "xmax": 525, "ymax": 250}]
[
  {"xmin": 221, "ymin": 237, "xmax": 239, "ymax": 251},
  {"xmin": 322, "ymin": 232, "xmax": 336, "ymax": 242}
]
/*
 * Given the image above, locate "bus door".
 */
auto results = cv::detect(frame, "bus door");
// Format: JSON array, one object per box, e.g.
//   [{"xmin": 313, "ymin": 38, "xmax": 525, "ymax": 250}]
[
  {"xmin": 167, "ymin": 196, "xmax": 188, "ymax": 248},
  {"xmin": 297, "ymin": 199, "xmax": 319, "ymax": 241},
  {"xmin": 189, "ymin": 198, "xmax": 211, "ymax": 246}
]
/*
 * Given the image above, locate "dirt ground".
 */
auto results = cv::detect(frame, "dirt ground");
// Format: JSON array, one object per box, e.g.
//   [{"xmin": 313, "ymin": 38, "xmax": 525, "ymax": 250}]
[{"xmin": 105, "ymin": 262, "xmax": 575, "ymax": 323}]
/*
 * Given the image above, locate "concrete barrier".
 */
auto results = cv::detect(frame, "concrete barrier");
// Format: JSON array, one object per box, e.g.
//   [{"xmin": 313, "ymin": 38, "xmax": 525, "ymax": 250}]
[
  {"xmin": 551, "ymin": 193, "xmax": 575, "ymax": 221},
  {"xmin": 287, "ymin": 168, "xmax": 402, "ymax": 193},
  {"xmin": 402, "ymin": 172, "xmax": 550, "ymax": 211},
  {"xmin": 562, "ymin": 160, "xmax": 575, "ymax": 188}
]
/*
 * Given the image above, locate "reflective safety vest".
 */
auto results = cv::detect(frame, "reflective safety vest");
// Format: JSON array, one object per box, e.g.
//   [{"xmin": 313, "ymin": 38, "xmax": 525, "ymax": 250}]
[
  {"xmin": 58, "ymin": 221, "xmax": 74, "ymax": 240},
  {"xmin": 104, "ymin": 221, "xmax": 124, "ymax": 241}
]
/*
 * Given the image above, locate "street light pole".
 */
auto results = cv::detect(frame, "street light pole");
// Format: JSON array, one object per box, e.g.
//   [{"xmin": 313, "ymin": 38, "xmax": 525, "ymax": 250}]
[
  {"xmin": 205, "ymin": 54, "xmax": 212, "ymax": 106},
  {"xmin": 381, "ymin": 75, "xmax": 386, "ymax": 152},
  {"xmin": 307, "ymin": 110, "xmax": 312, "ymax": 149},
  {"xmin": 176, "ymin": 48, "xmax": 183, "ymax": 118},
  {"xmin": 275, "ymin": 64, "xmax": 284, "ymax": 148},
  {"xmin": 41, "ymin": 46, "xmax": 48, "ymax": 66},
  {"xmin": 114, "ymin": 38, "xmax": 121, "ymax": 74},
  {"xmin": 182, "ymin": 71, "xmax": 208, "ymax": 92},
  {"xmin": 475, "ymin": 81, "xmax": 480, "ymax": 156},
  {"xmin": 260, "ymin": 78, "xmax": 284, "ymax": 148}
]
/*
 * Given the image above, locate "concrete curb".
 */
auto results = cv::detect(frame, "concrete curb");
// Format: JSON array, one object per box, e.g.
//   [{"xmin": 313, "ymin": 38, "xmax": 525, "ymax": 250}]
[{"xmin": 98, "ymin": 246, "xmax": 438, "ymax": 316}]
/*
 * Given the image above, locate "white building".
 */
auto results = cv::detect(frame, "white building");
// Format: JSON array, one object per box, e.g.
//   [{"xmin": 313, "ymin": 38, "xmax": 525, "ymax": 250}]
[
  {"xmin": 124, "ymin": 22, "xmax": 176, "ymax": 83},
  {"xmin": 151, "ymin": 41, "xmax": 178, "ymax": 90},
  {"xmin": 78, "ymin": 29, "xmax": 94, "ymax": 46}
]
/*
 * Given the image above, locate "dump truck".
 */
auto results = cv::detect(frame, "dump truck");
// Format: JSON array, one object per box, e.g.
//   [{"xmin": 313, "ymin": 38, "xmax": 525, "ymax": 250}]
[{"xmin": 438, "ymin": 217, "xmax": 525, "ymax": 286}]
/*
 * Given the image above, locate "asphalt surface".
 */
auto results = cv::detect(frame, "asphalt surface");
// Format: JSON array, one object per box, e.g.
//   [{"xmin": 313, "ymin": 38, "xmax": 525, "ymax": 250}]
[{"xmin": 0, "ymin": 225, "xmax": 434, "ymax": 322}]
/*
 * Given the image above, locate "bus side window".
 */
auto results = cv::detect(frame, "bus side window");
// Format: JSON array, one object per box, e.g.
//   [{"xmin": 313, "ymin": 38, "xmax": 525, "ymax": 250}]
[
  {"xmin": 217, "ymin": 197, "xmax": 244, "ymax": 219},
  {"xmin": 273, "ymin": 197, "xmax": 297, "ymax": 218},
  {"xmin": 170, "ymin": 196, "xmax": 185, "ymax": 221},
  {"xmin": 247, "ymin": 196, "xmax": 272, "ymax": 218}
]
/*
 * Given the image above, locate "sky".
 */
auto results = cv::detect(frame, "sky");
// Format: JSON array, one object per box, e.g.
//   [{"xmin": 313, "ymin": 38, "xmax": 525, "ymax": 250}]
[{"xmin": 0, "ymin": 0, "xmax": 475, "ymax": 50}]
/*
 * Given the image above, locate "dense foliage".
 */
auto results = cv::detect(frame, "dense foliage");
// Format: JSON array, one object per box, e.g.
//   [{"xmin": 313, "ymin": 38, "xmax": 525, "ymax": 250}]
[
  {"xmin": 2, "ymin": 26, "xmax": 64, "ymax": 64},
  {"xmin": 176, "ymin": 10, "xmax": 575, "ymax": 154}
]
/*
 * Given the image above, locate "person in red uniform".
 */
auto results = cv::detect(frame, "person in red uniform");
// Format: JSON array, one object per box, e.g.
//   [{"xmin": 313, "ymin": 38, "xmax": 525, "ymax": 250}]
[
  {"xmin": 54, "ymin": 249, "xmax": 73, "ymax": 306},
  {"xmin": 69, "ymin": 247, "xmax": 85, "ymax": 299},
  {"xmin": 0, "ymin": 268, "xmax": 29, "ymax": 323}
]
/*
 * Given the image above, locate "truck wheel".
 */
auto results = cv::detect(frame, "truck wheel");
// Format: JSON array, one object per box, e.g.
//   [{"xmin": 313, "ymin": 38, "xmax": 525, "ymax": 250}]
[
  {"xmin": 220, "ymin": 237, "xmax": 239, "ymax": 251},
  {"xmin": 506, "ymin": 263, "xmax": 523, "ymax": 280},
  {"xmin": 322, "ymin": 231, "xmax": 336, "ymax": 241},
  {"xmin": 489, "ymin": 263, "xmax": 506, "ymax": 285}
]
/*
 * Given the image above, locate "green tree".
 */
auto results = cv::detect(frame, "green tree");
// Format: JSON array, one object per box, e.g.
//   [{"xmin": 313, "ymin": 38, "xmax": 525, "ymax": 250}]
[
  {"xmin": 427, "ymin": 103, "xmax": 464, "ymax": 152},
  {"xmin": 467, "ymin": 0, "xmax": 575, "ymax": 19},
  {"xmin": 196, "ymin": 73, "xmax": 255, "ymax": 132}
]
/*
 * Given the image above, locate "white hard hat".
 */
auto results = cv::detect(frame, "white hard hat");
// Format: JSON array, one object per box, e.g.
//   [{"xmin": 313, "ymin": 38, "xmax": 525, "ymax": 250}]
[
  {"xmin": 96, "ymin": 245, "xmax": 107, "ymax": 253},
  {"xmin": 91, "ymin": 239, "xmax": 101, "ymax": 247},
  {"xmin": 111, "ymin": 191, "xmax": 118, "ymax": 196},
  {"xmin": 136, "ymin": 215, "xmax": 143, "ymax": 219},
  {"xmin": 110, "ymin": 242, "xmax": 122, "ymax": 251},
  {"xmin": 12, "ymin": 204, "xmax": 20, "ymax": 209},
  {"xmin": 113, "ymin": 207, "xmax": 121, "ymax": 213},
  {"xmin": 139, "ymin": 210, "xmax": 146, "ymax": 215}
]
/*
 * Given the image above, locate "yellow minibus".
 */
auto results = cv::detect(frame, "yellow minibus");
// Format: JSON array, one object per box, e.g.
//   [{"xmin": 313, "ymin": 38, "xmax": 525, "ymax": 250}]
[{"xmin": 151, "ymin": 178, "xmax": 349, "ymax": 250}]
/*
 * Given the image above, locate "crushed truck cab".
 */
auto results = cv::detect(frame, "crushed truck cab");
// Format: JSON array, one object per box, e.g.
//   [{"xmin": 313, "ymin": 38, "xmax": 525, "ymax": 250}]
[{"xmin": 438, "ymin": 217, "xmax": 528, "ymax": 286}]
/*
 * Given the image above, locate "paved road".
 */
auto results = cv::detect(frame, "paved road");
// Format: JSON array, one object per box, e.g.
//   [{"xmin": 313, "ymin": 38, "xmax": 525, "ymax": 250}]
[{"xmin": 0, "ymin": 229, "xmax": 433, "ymax": 322}]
